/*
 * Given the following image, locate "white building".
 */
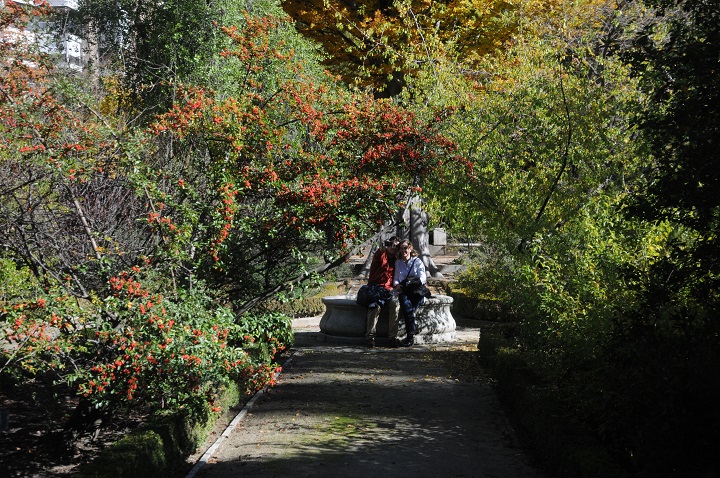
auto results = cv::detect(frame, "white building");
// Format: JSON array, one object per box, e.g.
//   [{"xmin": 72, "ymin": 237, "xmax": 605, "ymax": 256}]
[{"xmin": 2, "ymin": 0, "xmax": 85, "ymax": 71}]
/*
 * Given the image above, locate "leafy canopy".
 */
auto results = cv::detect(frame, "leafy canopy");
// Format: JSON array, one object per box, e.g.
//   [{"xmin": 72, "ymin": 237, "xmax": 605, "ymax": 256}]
[{"xmin": 281, "ymin": 0, "xmax": 571, "ymax": 95}]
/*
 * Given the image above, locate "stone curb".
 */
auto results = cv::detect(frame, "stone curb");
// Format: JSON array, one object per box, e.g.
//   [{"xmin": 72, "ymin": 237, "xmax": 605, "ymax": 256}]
[
  {"xmin": 184, "ymin": 361, "xmax": 291, "ymax": 478},
  {"xmin": 291, "ymin": 316, "xmax": 322, "ymax": 328}
]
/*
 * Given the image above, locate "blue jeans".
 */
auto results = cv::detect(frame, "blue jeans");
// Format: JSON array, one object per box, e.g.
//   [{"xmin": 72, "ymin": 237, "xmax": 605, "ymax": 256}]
[{"xmin": 398, "ymin": 293, "xmax": 423, "ymax": 336}]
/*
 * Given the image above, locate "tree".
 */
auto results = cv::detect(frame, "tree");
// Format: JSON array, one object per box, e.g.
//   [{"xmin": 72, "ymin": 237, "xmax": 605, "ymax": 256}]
[
  {"xmin": 2, "ymin": 3, "xmax": 456, "ymax": 432},
  {"xmin": 626, "ymin": 0, "xmax": 720, "ymax": 236},
  {"xmin": 430, "ymin": 1, "xmax": 720, "ymax": 473},
  {"xmin": 604, "ymin": 1, "xmax": 720, "ymax": 473},
  {"xmin": 75, "ymin": 0, "xmax": 306, "ymax": 120},
  {"xmin": 432, "ymin": 44, "xmax": 638, "ymax": 250},
  {"xmin": 140, "ymin": 20, "xmax": 456, "ymax": 309},
  {"xmin": 1, "ymin": 1, "xmax": 122, "ymax": 300},
  {"xmin": 281, "ymin": 0, "xmax": 564, "ymax": 96}
]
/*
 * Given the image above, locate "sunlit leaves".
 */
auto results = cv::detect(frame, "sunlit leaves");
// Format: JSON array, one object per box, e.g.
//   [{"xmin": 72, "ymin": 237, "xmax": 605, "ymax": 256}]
[
  {"xmin": 126, "ymin": 13, "xmax": 456, "ymax": 308},
  {"xmin": 281, "ymin": 0, "xmax": 565, "ymax": 94},
  {"xmin": 425, "ymin": 5, "xmax": 640, "ymax": 249}
]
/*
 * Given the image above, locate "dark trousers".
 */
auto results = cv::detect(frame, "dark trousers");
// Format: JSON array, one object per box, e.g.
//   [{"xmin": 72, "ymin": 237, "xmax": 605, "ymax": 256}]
[{"xmin": 398, "ymin": 293, "xmax": 422, "ymax": 336}]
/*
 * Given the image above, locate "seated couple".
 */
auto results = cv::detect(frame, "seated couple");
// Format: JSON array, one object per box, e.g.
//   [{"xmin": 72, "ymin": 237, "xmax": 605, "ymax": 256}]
[{"xmin": 364, "ymin": 236, "xmax": 427, "ymax": 348}]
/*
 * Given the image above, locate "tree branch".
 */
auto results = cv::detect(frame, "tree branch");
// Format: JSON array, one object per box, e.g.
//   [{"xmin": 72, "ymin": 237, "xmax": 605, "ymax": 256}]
[
  {"xmin": 233, "ymin": 231, "xmax": 386, "ymax": 317},
  {"xmin": 519, "ymin": 69, "xmax": 573, "ymax": 250}
]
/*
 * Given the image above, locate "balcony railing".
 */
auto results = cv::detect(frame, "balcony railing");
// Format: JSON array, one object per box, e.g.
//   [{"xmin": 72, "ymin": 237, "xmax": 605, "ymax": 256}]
[
  {"xmin": 47, "ymin": 0, "xmax": 79, "ymax": 10},
  {"xmin": 3, "ymin": 1, "xmax": 83, "ymax": 70},
  {"xmin": 38, "ymin": 32, "xmax": 84, "ymax": 70}
]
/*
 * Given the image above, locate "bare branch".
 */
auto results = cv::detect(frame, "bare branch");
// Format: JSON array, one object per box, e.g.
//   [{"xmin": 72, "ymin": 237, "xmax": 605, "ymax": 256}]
[{"xmin": 233, "ymin": 231, "xmax": 385, "ymax": 317}]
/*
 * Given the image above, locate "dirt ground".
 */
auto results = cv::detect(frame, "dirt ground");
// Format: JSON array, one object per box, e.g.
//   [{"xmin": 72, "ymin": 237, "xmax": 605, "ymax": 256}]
[
  {"xmin": 181, "ymin": 320, "xmax": 544, "ymax": 478},
  {"xmin": 0, "ymin": 385, "xmax": 144, "ymax": 478}
]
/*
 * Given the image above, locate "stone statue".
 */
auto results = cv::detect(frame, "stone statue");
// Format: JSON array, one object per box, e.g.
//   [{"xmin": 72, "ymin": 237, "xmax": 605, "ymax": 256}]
[
  {"xmin": 359, "ymin": 194, "xmax": 443, "ymax": 279},
  {"xmin": 402, "ymin": 194, "xmax": 443, "ymax": 279}
]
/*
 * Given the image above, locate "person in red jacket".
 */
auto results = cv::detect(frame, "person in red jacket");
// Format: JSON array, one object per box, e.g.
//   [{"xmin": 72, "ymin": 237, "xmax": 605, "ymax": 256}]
[{"xmin": 365, "ymin": 236, "xmax": 401, "ymax": 348}]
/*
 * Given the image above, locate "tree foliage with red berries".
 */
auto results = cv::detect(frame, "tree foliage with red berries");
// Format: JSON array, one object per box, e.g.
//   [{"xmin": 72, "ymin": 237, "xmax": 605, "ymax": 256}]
[
  {"xmin": 1, "ymin": 2, "xmax": 455, "ymax": 433},
  {"xmin": 137, "ymin": 14, "xmax": 456, "ymax": 312}
]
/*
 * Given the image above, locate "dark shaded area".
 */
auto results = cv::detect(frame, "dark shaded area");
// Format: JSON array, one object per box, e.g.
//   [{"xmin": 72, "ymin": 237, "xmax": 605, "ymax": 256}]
[{"xmin": 0, "ymin": 375, "xmax": 143, "ymax": 477}]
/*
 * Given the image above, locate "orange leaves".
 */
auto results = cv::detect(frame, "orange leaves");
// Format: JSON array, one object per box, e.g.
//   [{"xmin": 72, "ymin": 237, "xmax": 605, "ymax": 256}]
[
  {"xmin": 108, "ymin": 271, "xmax": 151, "ymax": 299},
  {"xmin": 18, "ymin": 144, "xmax": 45, "ymax": 153},
  {"xmin": 137, "ymin": 13, "xmax": 455, "ymax": 280},
  {"xmin": 331, "ymin": 97, "xmax": 456, "ymax": 181},
  {"xmin": 281, "ymin": 0, "xmax": 507, "ymax": 92},
  {"xmin": 281, "ymin": 0, "xmax": 583, "ymax": 95},
  {"xmin": 219, "ymin": 14, "xmax": 293, "ymax": 65},
  {"xmin": 150, "ymin": 86, "xmax": 214, "ymax": 137},
  {"xmin": 281, "ymin": 0, "xmax": 401, "ymax": 89},
  {"xmin": 288, "ymin": 82, "xmax": 331, "ymax": 140},
  {"xmin": 209, "ymin": 182, "xmax": 239, "ymax": 263}
]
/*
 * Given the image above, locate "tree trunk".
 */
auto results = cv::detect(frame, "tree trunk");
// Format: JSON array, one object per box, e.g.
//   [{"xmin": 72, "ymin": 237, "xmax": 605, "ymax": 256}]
[
  {"xmin": 400, "ymin": 195, "xmax": 443, "ymax": 279},
  {"xmin": 358, "ymin": 243, "xmax": 377, "ymax": 279}
]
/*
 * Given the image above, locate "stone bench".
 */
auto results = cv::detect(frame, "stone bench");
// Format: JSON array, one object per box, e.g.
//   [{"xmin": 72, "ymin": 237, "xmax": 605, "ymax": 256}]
[{"xmin": 318, "ymin": 294, "xmax": 456, "ymax": 345}]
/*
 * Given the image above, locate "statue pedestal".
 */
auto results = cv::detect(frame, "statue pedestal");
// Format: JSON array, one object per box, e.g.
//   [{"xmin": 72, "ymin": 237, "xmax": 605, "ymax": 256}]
[{"xmin": 318, "ymin": 294, "xmax": 456, "ymax": 345}]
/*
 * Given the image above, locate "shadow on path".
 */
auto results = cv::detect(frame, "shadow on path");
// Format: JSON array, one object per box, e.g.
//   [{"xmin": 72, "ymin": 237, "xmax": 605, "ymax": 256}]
[{"xmin": 192, "ymin": 326, "xmax": 543, "ymax": 478}]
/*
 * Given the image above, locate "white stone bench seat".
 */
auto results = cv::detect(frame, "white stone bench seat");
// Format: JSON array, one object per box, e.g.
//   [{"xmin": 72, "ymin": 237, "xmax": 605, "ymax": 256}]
[{"xmin": 318, "ymin": 294, "xmax": 456, "ymax": 345}]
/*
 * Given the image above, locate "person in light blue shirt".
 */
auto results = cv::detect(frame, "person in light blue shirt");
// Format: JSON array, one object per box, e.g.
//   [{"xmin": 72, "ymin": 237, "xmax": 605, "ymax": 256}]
[{"xmin": 392, "ymin": 240, "xmax": 427, "ymax": 347}]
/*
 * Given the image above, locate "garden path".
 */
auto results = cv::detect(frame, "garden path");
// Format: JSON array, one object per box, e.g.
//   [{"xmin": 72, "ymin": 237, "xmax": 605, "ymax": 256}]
[{"xmin": 182, "ymin": 318, "xmax": 544, "ymax": 478}]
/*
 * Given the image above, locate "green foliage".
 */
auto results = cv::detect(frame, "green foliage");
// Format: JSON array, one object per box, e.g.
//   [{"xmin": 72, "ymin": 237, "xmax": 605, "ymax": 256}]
[
  {"xmin": 437, "ymin": 39, "xmax": 638, "ymax": 248},
  {"xmin": 457, "ymin": 166, "xmax": 719, "ymax": 475},
  {"xmin": 444, "ymin": 2, "xmax": 645, "ymax": 340},
  {"xmin": 130, "ymin": 17, "xmax": 455, "ymax": 311},
  {"xmin": 0, "ymin": 281, "xmax": 92, "ymax": 380},
  {"xmin": 8, "ymin": 0, "xmax": 719, "ymax": 475},
  {"xmin": 76, "ymin": 0, "xmax": 239, "ymax": 115},
  {"xmin": 606, "ymin": 1, "xmax": 720, "ymax": 474},
  {"xmin": 259, "ymin": 281, "xmax": 348, "ymax": 318},
  {"xmin": 0, "ymin": 268, "xmax": 289, "ymax": 419},
  {"xmin": 625, "ymin": 0, "xmax": 720, "ymax": 233},
  {"xmin": 75, "ymin": 377, "xmax": 250, "ymax": 478},
  {"xmin": 433, "ymin": 2, "xmax": 720, "ymax": 475},
  {"xmin": 0, "ymin": 259, "xmax": 37, "ymax": 303},
  {"xmin": 459, "ymin": 190, "xmax": 700, "ymax": 476},
  {"xmin": 75, "ymin": 429, "xmax": 167, "ymax": 478},
  {"xmin": 2, "ymin": 2, "xmax": 455, "ymax": 452},
  {"xmin": 236, "ymin": 310, "xmax": 294, "ymax": 367},
  {"xmin": 281, "ymin": 0, "xmax": 575, "ymax": 95}
]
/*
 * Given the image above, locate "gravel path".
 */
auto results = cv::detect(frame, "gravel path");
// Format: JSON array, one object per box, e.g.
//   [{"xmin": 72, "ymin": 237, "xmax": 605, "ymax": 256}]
[{"xmin": 189, "ymin": 320, "xmax": 543, "ymax": 478}]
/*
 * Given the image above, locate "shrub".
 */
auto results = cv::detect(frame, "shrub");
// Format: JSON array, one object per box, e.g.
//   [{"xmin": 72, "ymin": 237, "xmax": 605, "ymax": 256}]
[{"xmin": 1, "ymin": 267, "xmax": 293, "ymax": 426}]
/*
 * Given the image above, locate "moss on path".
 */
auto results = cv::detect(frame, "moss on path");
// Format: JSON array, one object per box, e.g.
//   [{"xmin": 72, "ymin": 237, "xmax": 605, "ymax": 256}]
[{"xmin": 190, "ymin": 323, "xmax": 543, "ymax": 478}]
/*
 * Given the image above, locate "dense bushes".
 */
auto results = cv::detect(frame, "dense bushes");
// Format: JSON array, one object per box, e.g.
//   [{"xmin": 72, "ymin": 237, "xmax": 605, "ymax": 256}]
[
  {"xmin": 459, "ymin": 200, "xmax": 720, "ymax": 476},
  {"xmin": 434, "ymin": 1, "xmax": 720, "ymax": 475},
  {"xmin": 1, "ymin": 265, "xmax": 292, "ymax": 418},
  {"xmin": 4, "ymin": 0, "xmax": 719, "ymax": 475},
  {"xmin": 1, "ymin": 1, "xmax": 454, "ymax": 459}
]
